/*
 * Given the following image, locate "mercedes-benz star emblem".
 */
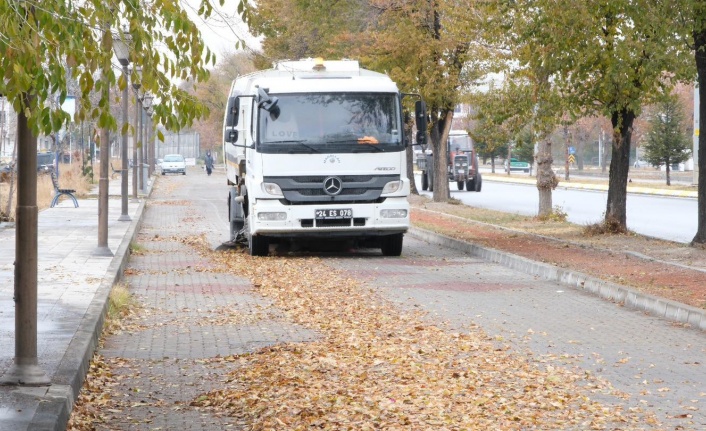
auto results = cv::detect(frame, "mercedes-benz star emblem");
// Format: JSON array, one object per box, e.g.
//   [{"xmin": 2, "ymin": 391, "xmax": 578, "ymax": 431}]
[{"xmin": 323, "ymin": 176, "xmax": 343, "ymax": 196}]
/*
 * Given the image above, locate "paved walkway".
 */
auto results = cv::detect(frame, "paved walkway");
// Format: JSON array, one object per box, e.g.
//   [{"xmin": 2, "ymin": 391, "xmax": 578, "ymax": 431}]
[{"xmin": 1, "ymin": 171, "xmax": 148, "ymax": 431}]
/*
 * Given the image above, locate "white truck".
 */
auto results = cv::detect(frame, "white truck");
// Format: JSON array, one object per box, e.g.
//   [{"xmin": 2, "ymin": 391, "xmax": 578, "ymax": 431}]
[{"xmin": 222, "ymin": 59, "xmax": 427, "ymax": 256}]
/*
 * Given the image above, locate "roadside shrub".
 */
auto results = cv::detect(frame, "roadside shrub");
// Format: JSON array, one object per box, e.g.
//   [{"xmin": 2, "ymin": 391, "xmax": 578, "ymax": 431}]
[
  {"xmin": 583, "ymin": 216, "xmax": 628, "ymax": 236},
  {"xmin": 538, "ymin": 205, "xmax": 568, "ymax": 222}
]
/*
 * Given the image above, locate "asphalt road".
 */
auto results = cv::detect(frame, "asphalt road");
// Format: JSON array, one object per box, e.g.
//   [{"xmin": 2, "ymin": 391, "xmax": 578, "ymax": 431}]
[{"xmin": 416, "ymin": 174, "xmax": 698, "ymax": 243}]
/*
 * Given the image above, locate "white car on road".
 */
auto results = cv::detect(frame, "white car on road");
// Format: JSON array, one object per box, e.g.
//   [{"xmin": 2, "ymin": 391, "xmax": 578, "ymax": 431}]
[{"xmin": 160, "ymin": 154, "xmax": 186, "ymax": 175}]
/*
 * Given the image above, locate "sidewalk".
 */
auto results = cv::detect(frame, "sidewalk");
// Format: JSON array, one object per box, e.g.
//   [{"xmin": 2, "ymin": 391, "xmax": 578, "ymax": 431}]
[{"xmin": 0, "ymin": 173, "xmax": 152, "ymax": 431}]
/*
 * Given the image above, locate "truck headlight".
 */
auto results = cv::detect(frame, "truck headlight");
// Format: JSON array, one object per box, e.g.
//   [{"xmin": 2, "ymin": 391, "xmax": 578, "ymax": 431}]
[
  {"xmin": 381, "ymin": 181, "xmax": 401, "ymax": 194},
  {"xmin": 262, "ymin": 182, "xmax": 283, "ymax": 196},
  {"xmin": 380, "ymin": 209, "xmax": 408, "ymax": 219},
  {"xmin": 257, "ymin": 212, "xmax": 287, "ymax": 221}
]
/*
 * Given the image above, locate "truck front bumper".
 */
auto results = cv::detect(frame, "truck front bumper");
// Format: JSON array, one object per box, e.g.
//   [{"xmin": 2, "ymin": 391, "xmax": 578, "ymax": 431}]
[{"xmin": 250, "ymin": 198, "xmax": 410, "ymax": 238}]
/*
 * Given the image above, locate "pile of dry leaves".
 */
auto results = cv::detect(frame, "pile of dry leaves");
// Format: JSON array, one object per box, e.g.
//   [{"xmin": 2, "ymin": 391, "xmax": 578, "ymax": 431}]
[{"xmin": 188, "ymin": 246, "xmax": 659, "ymax": 430}]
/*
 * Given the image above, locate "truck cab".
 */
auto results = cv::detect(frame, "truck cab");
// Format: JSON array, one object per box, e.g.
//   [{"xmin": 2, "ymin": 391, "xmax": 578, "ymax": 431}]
[{"xmin": 223, "ymin": 59, "xmax": 426, "ymax": 256}]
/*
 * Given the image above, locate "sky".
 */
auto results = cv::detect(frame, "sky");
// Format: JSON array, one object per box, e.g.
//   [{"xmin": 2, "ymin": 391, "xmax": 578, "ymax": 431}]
[{"xmin": 184, "ymin": 0, "xmax": 261, "ymax": 65}]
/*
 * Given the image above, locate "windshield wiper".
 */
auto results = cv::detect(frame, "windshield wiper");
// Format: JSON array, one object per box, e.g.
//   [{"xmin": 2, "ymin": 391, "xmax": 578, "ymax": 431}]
[{"xmin": 266, "ymin": 140, "xmax": 321, "ymax": 153}]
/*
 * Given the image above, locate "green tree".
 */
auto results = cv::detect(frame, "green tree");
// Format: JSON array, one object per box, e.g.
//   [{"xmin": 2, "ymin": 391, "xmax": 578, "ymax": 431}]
[
  {"xmin": 485, "ymin": 0, "xmax": 692, "ymax": 229},
  {"xmin": 642, "ymin": 96, "xmax": 692, "ymax": 186},
  {"xmin": 556, "ymin": 0, "xmax": 692, "ymax": 231},
  {"xmin": 470, "ymin": 1, "xmax": 564, "ymax": 217},
  {"xmin": 675, "ymin": 0, "xmax": 706, "ymax": 245},
  {"xmin": 248, "ymin": 0, "xmax": 493, "ymax": 203},
  {"xmin": 0, "ymin": 0, "xmax": 217, "ymax": 138}
]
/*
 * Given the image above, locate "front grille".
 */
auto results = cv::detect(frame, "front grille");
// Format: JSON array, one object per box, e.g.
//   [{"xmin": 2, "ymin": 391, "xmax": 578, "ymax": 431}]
[{"xmin": 265, "ymin": 174, "xmax": 399, "ymax": 205}]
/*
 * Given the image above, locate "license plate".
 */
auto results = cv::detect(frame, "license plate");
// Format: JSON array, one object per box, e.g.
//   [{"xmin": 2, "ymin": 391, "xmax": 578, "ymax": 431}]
[{"xmin": 315, "ymin": 208, "xmax": 352, "ymax": 220}]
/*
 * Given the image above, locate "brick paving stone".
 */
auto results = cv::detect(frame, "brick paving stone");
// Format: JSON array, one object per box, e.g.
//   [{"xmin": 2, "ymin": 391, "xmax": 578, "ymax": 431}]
[
  {"xmin": 328, "ymin": 236, "xmax": 706, "ymax": 430},
  {"xmin": 86, "ymin": 173, "xmax": 318, "ymax": 431}
]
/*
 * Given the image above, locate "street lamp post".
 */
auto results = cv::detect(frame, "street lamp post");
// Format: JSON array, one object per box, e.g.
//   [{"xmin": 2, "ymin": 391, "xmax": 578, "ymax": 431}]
[
  {"xmin": 94, "ymin": 23, "xmax": 113, "ymax": 257},
  {"xmin": 145, "ymin": 105, "xmax": 155, "ymax": 176},
  {"xmin": 132, "ymin": 67, "xmax": 142, "ymax": 200},
  {"xmin": 142, "ymin": 94, "xmax": 153, "ymax": 186},
  {"xmin": 113, "ymin": 32, "xmax": 131, "ymax": 222}
]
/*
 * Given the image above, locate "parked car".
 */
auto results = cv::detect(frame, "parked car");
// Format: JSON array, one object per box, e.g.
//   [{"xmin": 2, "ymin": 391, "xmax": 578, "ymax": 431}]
[
  {"xmin": 504, "ymin": 158, "xmax": 531, "ymax": 173},
  {"xmin": 0, "ymin": 162, "xmax": 13, "ymax": 182},
  {"xmin": 160, "ymin": 154, "xmax": 186, "ymax": 175}
]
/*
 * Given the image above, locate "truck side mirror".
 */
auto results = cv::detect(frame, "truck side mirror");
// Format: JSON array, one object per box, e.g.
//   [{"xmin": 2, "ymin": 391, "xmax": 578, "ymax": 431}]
[
  {"xmin": 226, "ymin": 96, "xmax": 239, "ymax": 127},
  {"xmin": 415, "ymin": 100, "xmax": 427, "ymax": 146},
  {"xmin": 224, "ymin": 96, "xmax": 240, "ymax": 144},
  {"xmin": 257, "ymin": 87, "xmax": 279, "ymax": 115}
]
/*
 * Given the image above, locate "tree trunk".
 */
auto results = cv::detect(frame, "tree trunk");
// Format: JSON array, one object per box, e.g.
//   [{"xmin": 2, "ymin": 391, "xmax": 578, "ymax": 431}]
[
  {"xmin": 692, "ymin": 24, "xmax": 706, "ymax": 245},
  {"xmin": 536, "ymin": 139, "xmax": 557, "ymax": 217},
  {"xmin": 431, "ymin": 109, "xmax": 453, "ymax": 202},
  {"xmin": 405, "ymin": 118, "xmax": 418, "ymax": 195},
  {"xmin": 605, "ymin": 108, "xmax": 636, "ymax": 232},
  {"xmin": 506, "ymin": 146, "xmax": 512, "ymax": 176},
  {"xmin": 666, "ymin": 161, "xmax": 671, "ymax": 186},
  {"xmin": 406, "ymin": 144, "xmax": 418, "ymax": 195}
]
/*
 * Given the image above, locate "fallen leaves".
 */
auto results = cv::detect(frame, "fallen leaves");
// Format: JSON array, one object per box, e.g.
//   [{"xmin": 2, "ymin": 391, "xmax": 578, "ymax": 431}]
[
  {"xmin": 69, "ymin": 228, "xmax": 670, "ymax": 430},
  {"xmin": 189, "ymin": 249, "xmax": 663, "ymax": 430}
]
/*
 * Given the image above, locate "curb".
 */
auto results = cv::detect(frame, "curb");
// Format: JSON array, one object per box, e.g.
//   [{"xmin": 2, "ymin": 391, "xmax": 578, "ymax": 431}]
[
  {"xmin": 30, "ymin": 178, "xmax": 155, "ymax": 431},
  {"xmin": 408, "ymin": 227, "xmax": 706, "ymax": 332}
]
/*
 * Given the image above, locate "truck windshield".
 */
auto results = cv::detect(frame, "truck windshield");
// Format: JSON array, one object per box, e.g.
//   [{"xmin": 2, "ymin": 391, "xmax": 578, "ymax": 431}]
[
  {"xmin": 258, "ymin": 93, "xmax": 402, "ymax": 153},
  {"xmin": 448, "ymin": 134, "xmax": 473, "ymax": 152}
]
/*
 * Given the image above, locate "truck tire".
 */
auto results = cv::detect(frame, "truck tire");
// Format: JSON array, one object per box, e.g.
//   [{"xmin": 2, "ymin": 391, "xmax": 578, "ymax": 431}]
[
  {"xmin": 421, "ymin": 172, "xmax": 428, "ymax": 191},
  {"xmin": 244, "ymin": 217, "xmax": 269, "ymax": 256},
  {"xmin": 467, "ymin": 174, "xmax": 483, "ymax": 192},
  {"xmin": 249, "ymin": 235, "xmax": 269, "ymax": 256},
  {"xmin": 381, "ymin": 233, "xmax": 403, "ymax": 256},
  {"xmin": 457, "ymin": 180, "xmax": 465, "ymax": 191}
]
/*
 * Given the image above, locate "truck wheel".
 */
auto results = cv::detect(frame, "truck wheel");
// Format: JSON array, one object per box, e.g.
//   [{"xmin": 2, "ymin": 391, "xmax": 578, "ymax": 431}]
[
  {"xmin": 421, "ymin": 173, "xmax": 428, "ymax": 191},
  {"xmin": 457, "ymin": 180, "xmax": 465, "ymax": 191},
  {"xmin": 466, "ymin": 179, "xmax": 474, "ymax": 191},
  {"xmin": 243, "ymin": 216, "xmax": 268, "ymax": 256},
  {"xmin": 249, "ymin": 235, "xmax": 269, "ymax": 256},
  {"xmin": 475, "ymin": 174, "xmax": 483, "ymax": 192},
  {"xmin": 381, "ymin": 233, "xmax": 403, "ymax": 256}
]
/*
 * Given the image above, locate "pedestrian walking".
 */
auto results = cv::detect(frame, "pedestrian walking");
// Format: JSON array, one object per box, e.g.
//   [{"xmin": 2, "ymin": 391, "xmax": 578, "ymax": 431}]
[{"xmin": 205, "ymin": 151, "xmax": 214, "ymax": 176}]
